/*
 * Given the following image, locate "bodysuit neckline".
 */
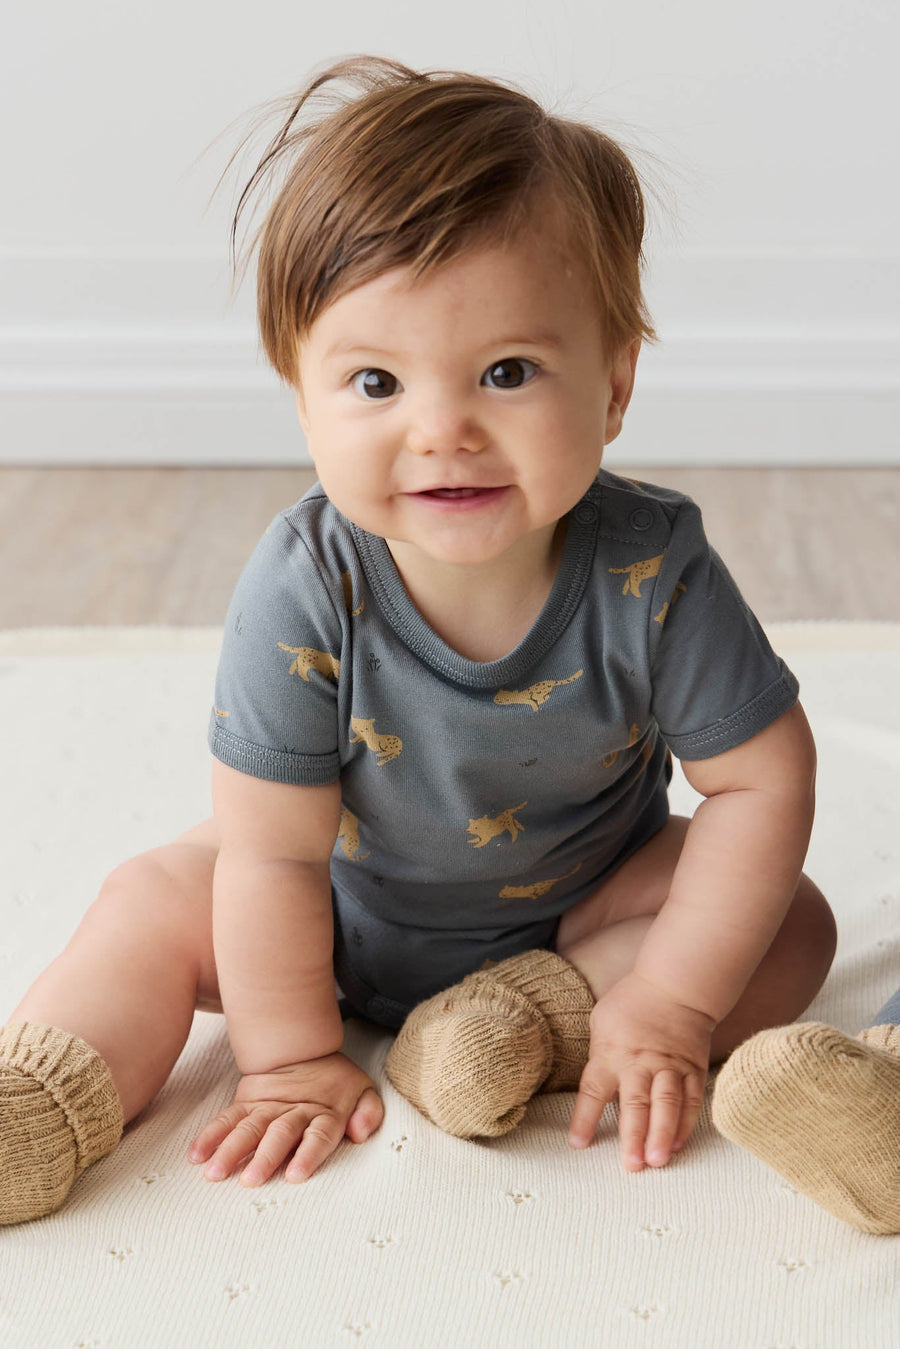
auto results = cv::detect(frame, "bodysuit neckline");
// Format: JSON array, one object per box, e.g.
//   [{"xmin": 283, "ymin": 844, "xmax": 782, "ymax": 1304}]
[{"xmin": 349, "ymin": 487, "xmax": 601, "ymax": 690}]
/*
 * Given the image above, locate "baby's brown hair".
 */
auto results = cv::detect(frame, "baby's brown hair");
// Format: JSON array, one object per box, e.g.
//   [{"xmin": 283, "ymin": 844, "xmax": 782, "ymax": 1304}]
[{"xmin": 215, "ymin": 55, "xmax": 656, "ymax": 388}]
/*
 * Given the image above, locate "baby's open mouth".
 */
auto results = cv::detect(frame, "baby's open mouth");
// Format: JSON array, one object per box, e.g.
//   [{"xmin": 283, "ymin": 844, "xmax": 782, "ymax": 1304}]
[
  {"xmin": 408, "ymin": 485, "xmax": 508, "ymax": 510},
  {"xmin": 420, "ymin": 487, "xmax": 484, "ymax": 498},
  {"xmin": 416, "ymin": 485, "xmax": 508, "ymax": 499}
]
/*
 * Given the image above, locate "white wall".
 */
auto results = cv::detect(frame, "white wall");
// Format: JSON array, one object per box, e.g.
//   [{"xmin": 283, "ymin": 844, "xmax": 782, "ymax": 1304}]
[{"xmin": 1, "ymin": 0, "xmax": 897, "ymax": 465}]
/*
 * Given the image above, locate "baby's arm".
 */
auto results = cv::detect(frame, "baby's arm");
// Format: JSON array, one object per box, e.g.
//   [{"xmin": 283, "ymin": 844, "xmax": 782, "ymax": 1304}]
[
  {"xmin": 569, "ymin": 702, "xmax": 817, "ymax": 1164},
  {"xmin": 189, "ymin": 759, "xmax": 382, "ymax": 1185},
  {"xmin": 211, "ymin": 759, "xmax": 344, "ymax": 1069},
  {"xmin": 636, "ymin": 701, "xmax": 817, "ymax": 1025}
]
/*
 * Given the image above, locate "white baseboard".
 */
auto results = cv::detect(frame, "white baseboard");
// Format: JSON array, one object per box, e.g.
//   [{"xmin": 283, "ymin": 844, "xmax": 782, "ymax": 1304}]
[{"xmin": 1, "ymin": 251, "xmax": 898, "ymax": 466}]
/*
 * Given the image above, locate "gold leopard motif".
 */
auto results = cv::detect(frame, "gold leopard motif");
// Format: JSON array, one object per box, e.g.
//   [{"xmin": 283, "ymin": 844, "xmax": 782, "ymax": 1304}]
[
  {"xmin": 341, "ymin": 571, "xmax": 365, "ymax": 617},
  {"xmin": 499, "ymin": 863, "xmax": 582, "ymax": 901},
  {"xmin": 608, "ymin": 554, "xmax": 664, "ymax": 597},
  {"xmin": 277, "ymin": 644, "xmax": 340, "ymax": 682},
  {"xmin": 653, "ymin": 581, "xmax": 687, "ymax": 626},
  {"xmin": 494, "ymin": 670, "xmax": 583, "ymax": 712},
  {"xmin": 601, "ymin": 723, "xmax": 642, "ymax": 769},
  {"xmin": 337, "ymin": 806, "xmax": 370, "ymax": 860},
  {"xmin": 467, "ymin": 802, "xmax": 527, "ymax": 848},
  {"xmin": 349, "ymin": 716, "xmax": 403, "ymax": 766}
]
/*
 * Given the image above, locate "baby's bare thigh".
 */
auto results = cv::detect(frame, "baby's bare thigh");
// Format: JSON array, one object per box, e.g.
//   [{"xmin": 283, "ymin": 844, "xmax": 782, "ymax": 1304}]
[
  {"xmin": 555, "ymin": 815, "xmax": 691, "ymax": 951},
  {"xmin": 124, "ymin": 817, "xmax": 344, "ymax": 1013},
  {"xmin": 138, "ymin": 816, "xmax": 222, "ymax": 1010}
]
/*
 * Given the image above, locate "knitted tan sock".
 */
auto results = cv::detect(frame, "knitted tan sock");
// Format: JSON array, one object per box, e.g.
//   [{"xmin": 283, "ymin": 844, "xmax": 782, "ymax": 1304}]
[
  {"xmin": 0, "ymin": 1023, "xmax": 124, "ymax": 1226},
  {"xmin": 711, "ymin": 1021, "xmax": 900, "ymax": 1235},
  {"xmin": 484, "ymin": 949, "xmax": 595, "ymax": 1092},
  {"xmin": 384, "ymin": 950, "xmax": 595, "ymax": 1138}
]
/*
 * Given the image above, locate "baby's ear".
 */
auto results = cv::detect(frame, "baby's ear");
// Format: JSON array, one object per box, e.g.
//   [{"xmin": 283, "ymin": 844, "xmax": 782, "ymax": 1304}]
[{"xmin": 604, "ymin": 339, "xmax": 640, "ymax": 445}]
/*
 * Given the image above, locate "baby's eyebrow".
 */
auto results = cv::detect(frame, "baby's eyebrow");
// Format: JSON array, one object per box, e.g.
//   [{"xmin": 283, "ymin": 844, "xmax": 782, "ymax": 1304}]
[
  {"xmin": 488, "ymin": 331, "xmax": 566, "ymax": 351},
  {"xmin": 324, "ymin": 340, "xmax": 397, "ymax": 361},
  {"xmin": 323, "ymin": 331, "xmax": 566, "ymax": 362}
]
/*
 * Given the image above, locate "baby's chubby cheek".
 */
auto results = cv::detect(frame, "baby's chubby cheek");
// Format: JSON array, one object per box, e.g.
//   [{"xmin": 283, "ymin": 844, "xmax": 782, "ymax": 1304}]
[{"xmin": 314, "ymin": 472, "xmax": 387, "ymax": 533}]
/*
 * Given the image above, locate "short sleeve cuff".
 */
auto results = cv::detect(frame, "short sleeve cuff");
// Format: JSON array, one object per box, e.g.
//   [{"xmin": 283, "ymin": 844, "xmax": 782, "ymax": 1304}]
[
  {"xmin": 660, "ymin": 663, "xmax": 800, "ymax": 761},
  {"xmin": 209, "ymin": 722, "xmax": 340, "ymax": 785}
]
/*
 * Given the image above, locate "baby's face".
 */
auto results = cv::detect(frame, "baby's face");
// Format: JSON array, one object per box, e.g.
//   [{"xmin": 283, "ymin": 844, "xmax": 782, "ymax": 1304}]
[{"xmin": 294, "ymin": 204, "xmax": 637, "ymax": 581}]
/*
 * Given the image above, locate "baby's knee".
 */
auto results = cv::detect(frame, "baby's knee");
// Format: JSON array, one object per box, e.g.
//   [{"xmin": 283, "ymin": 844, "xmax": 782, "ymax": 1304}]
[
  {"xmin": 99, "ymin": 837, "xmax": 216, "ymax": 917},
  {"xmin": 791, "ymin": 876, "xmax": 837, "ymax": 978},
  {"xmin": 85, "ymin": 843, "xmax": 217, "ymax": 989},
  {"xmin": 94, "ymin": 850, "xmax": 196, "ymax": 927}
]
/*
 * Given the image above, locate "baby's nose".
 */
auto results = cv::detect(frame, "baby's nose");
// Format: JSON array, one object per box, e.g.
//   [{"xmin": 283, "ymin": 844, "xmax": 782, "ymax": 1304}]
[{"xmin": 405, "ymin": 410, "xmax": 486, "ymax": 456}]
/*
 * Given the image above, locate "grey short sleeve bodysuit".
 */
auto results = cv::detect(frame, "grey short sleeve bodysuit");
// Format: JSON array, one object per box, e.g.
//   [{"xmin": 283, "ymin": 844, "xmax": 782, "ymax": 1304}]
[{"xmin": 208, "ymin": 470, "xmax": 799, "ymax": 1026}]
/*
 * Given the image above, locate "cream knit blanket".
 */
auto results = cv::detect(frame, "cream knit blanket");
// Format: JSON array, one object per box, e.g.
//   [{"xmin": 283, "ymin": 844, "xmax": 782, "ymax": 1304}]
[{"xmin": 1, "ymin": 623, "xmax": 898, "ymax": 1348}]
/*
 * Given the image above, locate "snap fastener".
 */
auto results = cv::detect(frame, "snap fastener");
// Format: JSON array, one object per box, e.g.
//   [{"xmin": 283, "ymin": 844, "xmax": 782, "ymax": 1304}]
[
  {"xmin": 629, "ymin": 507, "xmax": 654, "ymax": 532},
  {"xmin": 573, "ymin": 502, "xmax": 597, "ymax": 524}
]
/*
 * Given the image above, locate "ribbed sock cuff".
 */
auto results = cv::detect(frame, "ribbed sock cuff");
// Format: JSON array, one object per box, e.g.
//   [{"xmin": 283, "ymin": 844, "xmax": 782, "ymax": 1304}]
[
  {"xmin": 476, "ymin": 949, "xmax": 594, "ymax": 1091},
  {"xmin": 0, "ymin": 1023, "xmax": 124, "ymax": 1173}
]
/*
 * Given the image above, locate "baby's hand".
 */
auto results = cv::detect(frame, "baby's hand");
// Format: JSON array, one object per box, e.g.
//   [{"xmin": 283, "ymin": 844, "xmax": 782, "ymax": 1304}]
[
  {"xmin": 568, "ymin": 971, "xmax": 713, "ymax": 1170},
  {"xmin": 188, "ymin": 1051, "xmax": 384, "ymax": 1186}
]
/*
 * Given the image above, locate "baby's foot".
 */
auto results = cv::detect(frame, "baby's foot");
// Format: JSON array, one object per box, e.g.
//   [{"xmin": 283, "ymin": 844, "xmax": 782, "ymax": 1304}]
[
  {"xmin": 384, "ymin": 949, "xmax": 593, "ymax": 1138},
  {"xmin": 0, "ymin": 1023, "xmax": 123, "ymax": 1225},
  {"xmin": 712, "ymin": 1021, "xmax": 900, "ymax": 1234}
]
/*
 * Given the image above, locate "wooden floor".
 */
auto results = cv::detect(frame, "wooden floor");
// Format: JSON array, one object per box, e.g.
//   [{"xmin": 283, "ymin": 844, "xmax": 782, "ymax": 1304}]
[{"xmin": 2, "ymin": 466, "xmax": 898, "ymax": 626}]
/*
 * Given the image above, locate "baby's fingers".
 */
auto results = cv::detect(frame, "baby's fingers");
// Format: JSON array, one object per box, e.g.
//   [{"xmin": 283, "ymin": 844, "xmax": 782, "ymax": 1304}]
[
  {"xmin": 240, "ymin": 1112, "xmax": 316, "ymax": 1187},
  {"xmin": 643, "ymin": 1070, "xmax": 705, "ymax": 1167},
  {"xmin": 671, "ymin": 1072, "xmax": 706, "ymax": 1156},
  {"xmin": 282, "ymin": 1112, "xmax": 346, "ymax": 1184},
  {"xmin": 201, "ymin": 1110, "xmax": 274, "ymax": 1182},
  {"xmin": 644, "ymin": 1069, "xmax": 687, "ymax": 1167},
  {"xmin": 345, "ymin": 1087, "xmax": 385, "ymax": 1144},
  {"xmin": 568, "ymin": 1062, "xmax": 617, "ymax": 1149},
  {"xmin": 188, "ymin": 1104, "xmax": 253, "ymax": 1170},
  {"xmin": 617, "ymin": 1068, "xmax": 655, "ymax": 1171}
]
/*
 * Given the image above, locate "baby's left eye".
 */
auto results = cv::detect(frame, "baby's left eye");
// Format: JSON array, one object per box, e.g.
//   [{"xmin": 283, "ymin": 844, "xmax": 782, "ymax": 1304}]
[{"xmin": 482, "ymin": 358, "xmax": 538, "ymax": 390}]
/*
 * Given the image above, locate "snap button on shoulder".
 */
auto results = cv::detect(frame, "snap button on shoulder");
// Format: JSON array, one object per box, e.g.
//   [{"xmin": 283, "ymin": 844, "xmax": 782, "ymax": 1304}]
[
  {"xmin": 573, "ymin": 502, "xmax": 598, "ymax": 524},
  {"xmin": 629, "ymin": 507, "xmax": 655, "ymax": 532}
]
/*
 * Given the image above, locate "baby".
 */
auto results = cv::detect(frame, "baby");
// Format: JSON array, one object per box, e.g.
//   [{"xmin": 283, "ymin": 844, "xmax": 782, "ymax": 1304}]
[{"xmin": 1, "ymin": 55, "xmax": 838, "ymax": 1226}]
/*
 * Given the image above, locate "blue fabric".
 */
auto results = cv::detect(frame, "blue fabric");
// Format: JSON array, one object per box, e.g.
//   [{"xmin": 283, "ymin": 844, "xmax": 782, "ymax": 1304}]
[{"xmin": 868, "ymin": 983, "xmax": 900, "ymax": 1028}]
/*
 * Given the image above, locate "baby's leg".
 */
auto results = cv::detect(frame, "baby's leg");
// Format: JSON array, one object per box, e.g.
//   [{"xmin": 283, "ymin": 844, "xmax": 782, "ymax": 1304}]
[
  {"xmin": 554, "ymin": 816, "xmax": 837, "ymax": 1063},
  {"xmin": 1, "ymin": 818, "xmax": 223, "ymax": 1224},
  {"xmin": 8, "ymin": 818, "xmax": 223, "ymax": 1120},
  {"xmin": 385, "ymin": 816, "xmax": 836, "ymax": 1138},
  {"xmin": 385, "ymin": 948, "xmax": 596, "ymax": 1137},
  {"xmin": 712, "ymin": 987, "xmax": 900, "ymax": 1234}
]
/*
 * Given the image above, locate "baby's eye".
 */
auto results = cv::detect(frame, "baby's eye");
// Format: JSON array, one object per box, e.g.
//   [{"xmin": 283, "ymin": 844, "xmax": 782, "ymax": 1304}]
[
  {"xmin": 351, "ymin": 368, "xmax": 399, "ymax": 399},
  {"xmin": 482, "ymin": 358, "xmax": 538, "ymax": 390}
]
